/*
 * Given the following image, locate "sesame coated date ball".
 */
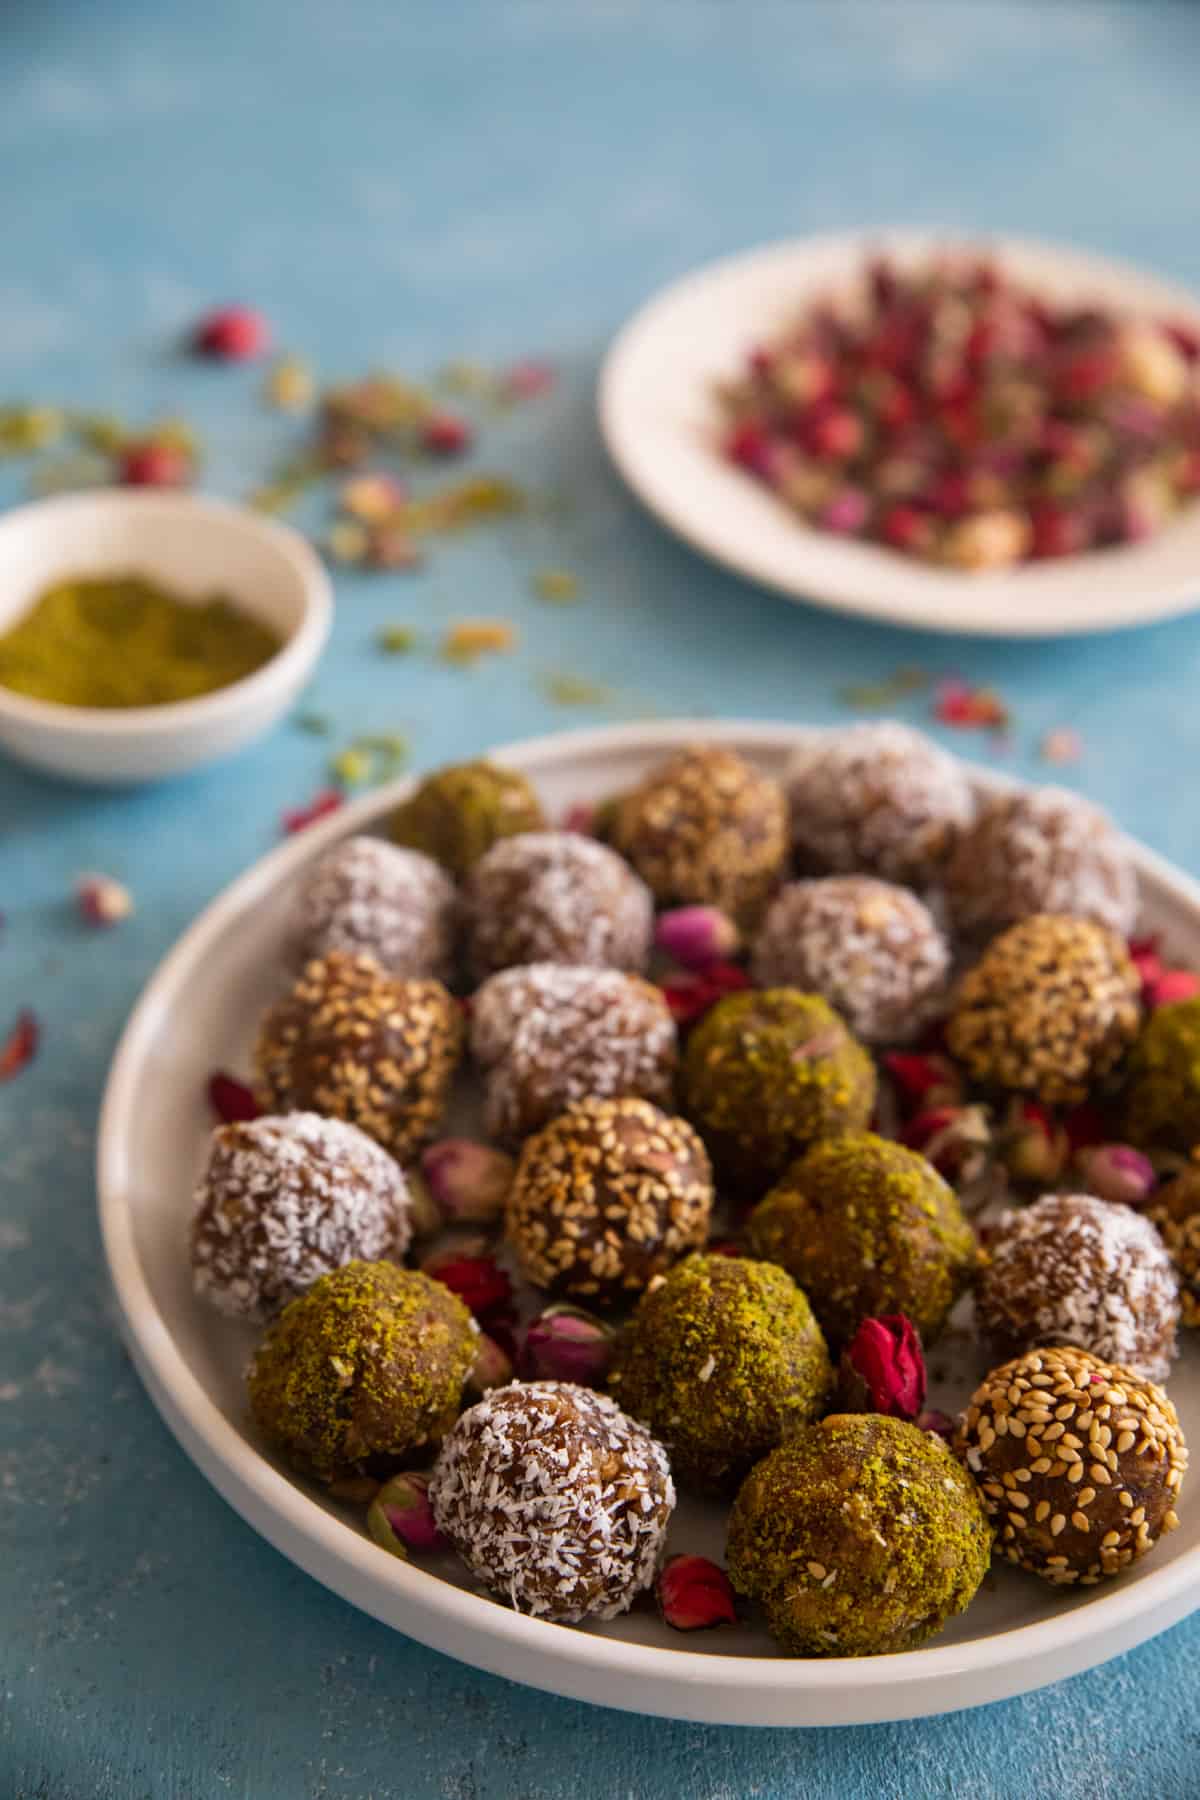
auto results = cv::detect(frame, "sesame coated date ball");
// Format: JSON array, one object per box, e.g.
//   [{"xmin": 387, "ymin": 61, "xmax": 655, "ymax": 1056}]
[
  {"xmin": 291, "ymin": 835, "xmax": 459, "ymax": 983},
  {"xmin": 609, "ymin": 1253, "xmax": 832, "ymax": 1493},
  {"xmin": 190, "ymin": 1112, "xmax": 412, "ymax": 1322},
  {"xmin": 946, "ymin": 914, "xmax": 1140, "ymax": 1106},
  {"xmin": 246, "ymin": 1261, "xmax": 478, "ymax": 1484},
  {"xmin": 680, "ymin": 989, "xmax": 876, "ymax": 1197},
  {"xmin": 610, "ymin": 745, "xmax": 789, "ymax": 923},
  {"xmin": 389, "ymin": 759, "xmax": 545, "ymax": 879},
  {"xmin": 464, "ymin": 831, "xmax": 653, "ymax": 982},
  {"xmin": 748, "ymin": 1132, "xmax": 976, "ymax": 1347},
  {"xmin": 428, "ymin": 1382, "xmax": 675, "ymax": 1623},
  {"xmin": 957, "ymin": 1344, "xmax": 1188, "ymax": 1587},
  {"xmin": 726, "ymin": 1415, "xmax": 992, "ymax": 1656},
  {"xmin": 506, "ymin": 1096, "xmax": 713, "ymax": 1306},
  {"xmin": 1123, "ymin": 997, "xmax": 1200, "ymax": 1152},
  {"xmin": 253, "ymin": 951, "xmax": 463, "ymax": 1162}
]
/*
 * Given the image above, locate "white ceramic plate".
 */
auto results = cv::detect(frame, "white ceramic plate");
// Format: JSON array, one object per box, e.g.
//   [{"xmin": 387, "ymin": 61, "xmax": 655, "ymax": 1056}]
[
  {"xmin": 599, "ymin": 232, "xmax": 1200, "ymax": 638},
  {"xmin": 98, "ymin": 721, "xmax": 1200, "ymax": 1726}
]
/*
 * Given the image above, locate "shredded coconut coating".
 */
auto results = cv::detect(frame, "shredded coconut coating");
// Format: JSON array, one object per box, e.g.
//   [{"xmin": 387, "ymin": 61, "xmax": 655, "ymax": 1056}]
[
  {"xmin": 944, "ymin": 787, "xmax": 1138, "ymax": 941},
  {"xmin": 428, "ymin": 1381, "xmax": 675, "ymax": 1621},
  {"xmin": 470, "ymin": 963, "xmax": 677, "ymax": 1143},
  {"xmin": 978, "ymin": 1193, "xmax": 1179, "ymax": 1383},
  {"xmin": 292, "ymin": 835, "xmax": 459, "ymax": 982},
  {"xmin": 784, "ymin": 723, "xmax": 974, "ymax": 886},
  {"xmin": 190, "ymin": 1112, "xmax": 411, "ymax": 1322},
  {"xmin": 465, "ymin": 831, "xmax": 653, "ymax": 983},
  {"xmin": 957, "ymin": 1344, "xmax": 1188, "ymax": 1586},
  {"xmin": 751, "ymin": 876, "xmax": 950, "ymax": 1045}
]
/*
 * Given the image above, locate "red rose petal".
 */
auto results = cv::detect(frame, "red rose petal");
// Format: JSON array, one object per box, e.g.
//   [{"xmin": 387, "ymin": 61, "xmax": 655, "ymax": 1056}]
[
  {"xmin": 281, "ymin": 789, "xmax": 343, "ymax": 835},
  {"xmin": 656, "ymin": 1554, "xmax": 738, "ymax": 1631},
  {"xmin": 208, "ymin": 1071, "xmax": 260, "ymax": 1124},
  {"xmin": 0, "ymin": 1009, "xmax": 38, "ymax": 1083}
]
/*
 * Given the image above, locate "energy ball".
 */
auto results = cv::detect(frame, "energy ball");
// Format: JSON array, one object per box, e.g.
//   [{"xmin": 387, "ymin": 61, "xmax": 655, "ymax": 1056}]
[
  {"xmin": 428, "ymin": 1381, "xmax": 675, "ymax": 1622},
  {"xmin": 389, "ymin": 759, "xmax": 544, "ymax": 878},
  {"xmin": 784, "ymin": 722, "xmax": 973, "ymax": 887},
  {"xmin": 610, "ymin": 745, "xmax": 789, "ymax": 923},
  {"xmin": 944, "ymin": 786, "xmax": 1137, "ymax": 943},
  {"xmin": 1124, "ymin": 997, "xmax": 1200, "ymax": 1152},
  {"xmin": 748, "ymin": 1132, "xmax": 976, "ymax": 1346},
  {"xmin": 464, "ymin": 831, "xmax": 652, "ymax": 982},
  {"xmin": 253, "ymin": 951, "xmax": 463, "ymax": 1161},
  {"xmin": 946, "ymin": 914, "xmax": 1140, "ymax": 1106},
  {"xmin": 681, "ymin": 989, "xmax": 876, "ymax": 1197},
  {"xmin": 751, "ymin": 877, "xmax": 950, "ymax": 1046},
  {"xmin": 190, "ymin": 1112, "xmax": 411, "ymax": 1322},
  {"xmin": 247, "ymin": 1260, "xmax": 477, "ymax": 1483},
  {"xmin": 1145, "ymin": 1157, "xmax": 1200, "ymax": 1327},
  {"xmin": 727, "ymin": 1414, "xmax": 992, "ymax": 1656},
  {"xmin": 506, "ymin": 1097, "xmax": 713, "ymax": 1305},
  {"xmin": 957, "ymin": 1344, "xmax": 1187, "ymax": 1587},
  {"xmin": 291, "ymin": 835, "xmax": 459, "ymax": 982},
  {"xmin": 978, "ymin": 1193, "xmax": 1179, "ymax": 1384},
  {"xmin": 469, "ymin": 963, "xmax": 677, "ymax": 1143},
  {"xmin": 609, "ymin": 1252, "xmax": 832, "ymax": 1493}
]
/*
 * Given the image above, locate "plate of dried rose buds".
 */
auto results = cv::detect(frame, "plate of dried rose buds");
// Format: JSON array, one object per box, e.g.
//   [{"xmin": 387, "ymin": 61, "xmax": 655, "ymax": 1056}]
[
  {"xmin": 600, "ymin": 233, "xmax": 1200, "ymax": 636},
  {"xmin": 99, "ymin": 720, "xmax": 1199, "ymax": 1726}
]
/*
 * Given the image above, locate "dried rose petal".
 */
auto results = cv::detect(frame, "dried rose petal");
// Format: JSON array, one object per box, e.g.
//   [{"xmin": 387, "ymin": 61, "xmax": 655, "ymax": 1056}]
[
  {"xmin": 901, "ymin": 1104, "xmax": 991, "ymax": 1184},
  {"xmin": 504, "ymin": 359, "xmax": 556, "ymax": 399},
  {"xmin": 0, "ymin": 1009, "xmax": 38, "ymax": 1083},
  {"xmin": 1062, "ymin": 1102, "xmax": 1108, "ymax": 1152},
  {"xmin": 422, "ymin": 413, "xmax": 471, "ymax": 456},
  {"xmin": 367, "ymin": 1472, "xmax": 446, "ymax": 1556},
  {"xmin": 119, "ymin": 442, "xmax": 190, "ymax": 488},
  {"xmin": 1146, "ymin": 969, "xmax": 1200, "ymax": 1009},
  {"xmin": 421, "ymin": 1139, "xmax": 516, "ymax": 1224},
  {"xmin": 653, "ymin": 905, "xmax": 740, "ymax": 972},
  {"xmin": 706, "ymin": 1239, "xmax": 743, "ymax": 1258},
  {"xmin": 1074, "ymin": 1143, "xmax": 1156, "ymax": 1207},
  {"xmin": 838, "ymin": 1314, "xmax": 927, "ymax": 1420},
  {"xmin": 281, "ymin": 789, "xmax": 343, "ymax": 835},
  {"xmin": 193, "ymin": 304, "xmax": 272, "ymax": 361},
  {"xmin": 917, "ymin": 1408, "xmax": 956, "ymax": 1443},
  {"xmin": 207, "ymin": 1071, "xmax": 260, "ymax": 1124},
  {"xmin": 932, "ymin": 679, "xmax": 1009, "ymax": 731},
  {"xmin": 1128, "ymin": 934, "xmax": 1164, "ymax": 995},
  {"xmin": 522, "ymin": 1306, "xmax": 615, "ymax": 1387},
  {"xmin": 76, "ymin": 872, "xmax": 134, "ymax": 927},
  {"xmin": 561, "ymin": 801, "xmax": 596, "ymax": 835},
  {"xmin": 657, "ymin": 1555, "xmax": 737, "ymax": 1631},
  {"xmin": 883, "ymin": 1051, "xmax": 964, "ymax": 1114},
  {"xmin": 659, "ymin": 961, "xmax": 750, "ymax": 1029},
  {"xmin": 422, "ymin": 1252, "xmax": 513, "ymax": 1320},
  {"xmin": 466, "ymin": 1332, "xmax": 514, "ymax": 1396}
]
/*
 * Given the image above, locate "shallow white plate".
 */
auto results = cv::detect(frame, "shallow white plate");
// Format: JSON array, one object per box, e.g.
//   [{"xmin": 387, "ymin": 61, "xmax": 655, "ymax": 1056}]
[
  {"xmin": 599, "ymin": 232, "xmax": 1200, "ymax": 638},
  {"xmin": 98, "ymin": 721, "xmax": 1200, "ymax": 1726}
]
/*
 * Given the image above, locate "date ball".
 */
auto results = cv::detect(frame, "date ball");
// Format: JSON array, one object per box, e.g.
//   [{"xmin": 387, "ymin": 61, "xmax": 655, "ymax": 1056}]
[
  {"xmin": 428, "ymin": 1382, "xmax": 674, "ymax": 1622},
  {"xmin": 464, "ymin": 831, "xmax": 652, "ymax": 983},
  {"xmin": 680, "ymin": 989, "xmax": 876, "ymax": 1196},
  {"xmin": 784, "ymin": 722, "xmax": 974, "ymax": 887},
  {"xmin": 469, "ymin": 963, "xmax": 677, "ymax": 1143},
  {"xmin": 977, "ymin": 1192, "xmax": 1179, "ymax": 1384},
  {"xmin": 727, "ymin": 1415, "xmax": 992, "ymax": 1656},
  {"xmin": 506, "ymin": 1097, "xmax": 713, "ymax": 1306},
  {"xmin": 190, "ymin": 1112, "xmax": 412, "ymax": 1322},
  {"xmin": 1124, "ymin": 997, "xmax": 1200, "ymax": 1152},
  {"xmin": 946, "ymin": 914, "xmax": 1140, "ymax": 1106},
  {"xmin": 748, "ymin": 1131, "xmax": 976, "ymax": 1346},
  {"xmin": 247, "ymin": 1260, "xmax": 477, "ymax": 1483},
  {"xmin": 389, "ymin": 759, "xmax": 544, "ymax": 878},
  {"xmin": 610, "ymin": 745, "xmax": 788, "ymax": 923},
  {"xmin": 944, "ymin": 786, "xmax": 1137, "ymax": 943},
  {"xmin": 253, "ymin": 951, "xmax": 462, "ymax": 1161},
  {"xmin": 609, "ymin": 1252, "xmax": 831, "ymax": 1493},
  {"xmin": 1145, "ymin": 1156, "xmax": 1200, "ymax": 1327},
  {"xmin": 291, "ymin": 835, "xmax": 459, "ymax": 982},
  {"xmin": 751, "ymin": 876, "xmax": 950, "ymax": 1046},
  {"xmin": 957, "ymin": 1344, "xmax": 1187, "ymax": 1587}
]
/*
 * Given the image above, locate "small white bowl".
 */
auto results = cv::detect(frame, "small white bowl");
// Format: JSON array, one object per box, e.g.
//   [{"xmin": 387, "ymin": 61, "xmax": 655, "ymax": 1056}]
[{"xmin": 0, "ymin": 490, "xmax": 332, "ymax": 784}]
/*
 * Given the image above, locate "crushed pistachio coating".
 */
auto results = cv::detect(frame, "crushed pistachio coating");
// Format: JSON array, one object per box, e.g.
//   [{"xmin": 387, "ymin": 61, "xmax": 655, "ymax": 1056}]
[
  {"xmin": 727, "ymin": 1414, "xmax": 992, "ymax": 1656},
  {"xmin": 947, "ymin": 913, "xmax": 1140, "ymax": 1105},
  {"xmin": 609, "ymin": 1253, "xmax": 832, "ymax": 1492},
  {"xmin": 247, "ymin": 1260, "xmax": 477, "ymax": 1483},
  {"xmin": 680, "ymin": 989, "xmax": 876, "ymax": 1196},
  {"xmin": 1123, "ymin": 997, "xmax": 1200, "ymax": 1152},
  {"xmin": 748, "ymin": 1132, "xmax": 976, "ymax": 1347},
  {"xmin": 1145, "ymin": 1155, "xmax": 1200, "ymax": 1327},
  {"xmin": 389, "ymin": 759, "xmax": 544, "ymax": 878}
]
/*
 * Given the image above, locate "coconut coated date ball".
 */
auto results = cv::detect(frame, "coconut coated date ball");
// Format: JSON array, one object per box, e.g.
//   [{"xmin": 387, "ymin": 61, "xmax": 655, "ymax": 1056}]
[
  {"xmin": 253, "ymin": 951, "xmax": 463, "ymax": 1161},
  {"xmin": 428, "ymin": 1381, "xmax": 675, "ymax": 1622},
  {"xmin": 749, "ymin": 1132, "xmax": 976, "ymax": 1347},
  {"xmin": 957, "ymin": 1344, "xmax": 1187, "ymax": 1587},
  {"xmin": 464, "ymin": 831, "xmax": 653, "ymax": 983},
  {"xmin": 190, "ymin": 1112, "xmax": 412, "ymax": 1322},
  {"xmin": 609, "ymin": 1252, "xmax": 832, "ymax": 1493},
  {"xmin": 246, "ymin": 1260, "xmax": 478, "ymax": 1483},
  {"xmin": 389, "ymin": 759, "xmax": 545, "ymax": 878},
  {"xmin": 681, "ymin": 989, "xmax": 876, "ymax": 1197},
  {"xmin": 726, "ymin": 1414, "xmax": 992, "ymax": 1656},
  {"xmin": 1123, "ymin": 997, "xmax": 1200, "ymax": 1152},
  {"xmin": 291, "ymin": 835, "xmax": 459, "ymax": 983}
]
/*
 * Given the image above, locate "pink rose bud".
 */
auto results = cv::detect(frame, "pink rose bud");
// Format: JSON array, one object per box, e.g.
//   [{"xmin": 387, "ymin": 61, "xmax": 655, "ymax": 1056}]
[
  {"xmin": 917, "ymin": 1408, "xmax": 956, "ymax": 1443},
  {"xmin": 902, "ymin": 1104, "xmax": 992, "ymax": 1184},
  {"xmin": 76, "ymin": 872, "xmax": 134, "ymax": 926},
  {"xmin": 405, "ymin": 1170, "xmax": 444, "ymax": 1238},
  {"xmin": 421, "ymin": 1139, "xmax": 516, "ymax": 1224},
  {"xmin": 467, "ymin": 1331, "xmax": 515, "ymax": 1397},
  {"xmin": 366, "ymin": 1472, "xmax": 446, "ymax": 1557},
  {"xmin": 883, "ymin": 1051, "xmax": 964, "ymax": 1114},
  {"xmin": 522, "ymin": 1305, "xmax": 615, "ymax": 1386},
  {"xmin": 1074, "ymin": 1144, "xmax": 1157, "ymax": 1207},
  {"xmin": 998, "ymin": 1099, "xmax": 1069, "ymax": 1185},
  {"xmin": 561, "ymin": 801, "xmax": 596, "ymax": 835},
  {"xmin": 838, "ymin": 1314, "xmax": 927, "ymax": 1421},
  {"xmin": 193, "ymin": 303, "xmax": 271, "ymax": 360},
  {"xmin": 656, "ymin": 1554, "xmax": 738, "ymax": 1631},
  {"xmin": 1146, "ymin": 969, "xmax": 1200, "ymax": 1009},
  {"xmin": 654, "ymin": 905, "xmax": 740, "ymax": 971}
]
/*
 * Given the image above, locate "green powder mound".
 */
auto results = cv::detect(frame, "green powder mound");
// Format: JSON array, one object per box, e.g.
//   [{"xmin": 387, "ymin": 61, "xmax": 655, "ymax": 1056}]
[
  {"xmin": 609, "ymin": 1252, "xmax": 832, "ymax": 1493},
  {"xmin": 1123, "ymin": 998, "xmax": 1200, "ymax": 1152},
  {"xmin": 748, "ymin": 1131, "xmax": 977, "ymax": 1347},
  {"xmin": 389, "ymin": 759, "xmax": 545, "ymax": 878},
  {"xmin": 247, "ymin": 1260, "xmax": 477, "ymax": 1483},
  {"xmin": 726, "ymin": 1414, "xmax": 993, "ymax": 1657}
]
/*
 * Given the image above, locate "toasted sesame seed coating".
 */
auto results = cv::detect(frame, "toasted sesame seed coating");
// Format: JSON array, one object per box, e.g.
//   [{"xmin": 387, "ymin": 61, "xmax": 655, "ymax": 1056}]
[
  {"xmin": 465, "ymin": 831, "xmax": 653, "ymax": 982},
  {"xmin": 1123, "ymin": 997, "xmax": 1200, "ymax": 1151},
  {"xmin": 389, "ymin": 759, "xmax": 545, "ymax": 878},
  {"xmin": 291, "ymin": 835, "xmax": 460, "ymax": 982}
]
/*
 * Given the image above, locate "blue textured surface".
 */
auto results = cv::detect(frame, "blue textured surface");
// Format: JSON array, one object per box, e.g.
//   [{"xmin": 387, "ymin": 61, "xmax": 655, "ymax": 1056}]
[{"xmin": 4, "ymin": 3, "xmax": 1200, "ymax": 1795}]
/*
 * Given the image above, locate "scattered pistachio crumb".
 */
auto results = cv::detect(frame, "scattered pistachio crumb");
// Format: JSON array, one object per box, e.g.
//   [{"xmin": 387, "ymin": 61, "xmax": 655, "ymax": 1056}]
[
  {"xmin": 441, "ymin": 619, "xmax": 517, "ymax": 664},
  {"xmin": 378, "ymin": 624, "xmax": 418, "ymax": 654},
  {"xmin": 264, "ymin": 355, "xmax": 316, "ymax": 413},
  {"xmin": 532, "ymin": 568, "xmax": 580, "ymax": 603},
  {"xmin": 325, "ymin": 520, "xmax": 369, "ymax": 565},
  {"xmin": 294, "ymin": 711, "xmax": 333, "ymax": 736},
  {"xmin": 331, "ymin": 747, "xmax": 372, "ymax": 786},
  {"xmin": 542, "ymin": 671, "xmax": 613, "ymax": 707}
]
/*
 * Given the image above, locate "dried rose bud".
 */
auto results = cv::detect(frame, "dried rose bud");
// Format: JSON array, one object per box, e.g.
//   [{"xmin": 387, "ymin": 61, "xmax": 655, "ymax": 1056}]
[
  {"xmin": 523, "ymin": 1305, "xmax": 615, "ymax": 1387},
  {"xmin": 656, "ymin": 1554, "xmax": 737, "ymax": 1632},
  {"xmin": 404, "ymin": 1170, "xmax": 443, "ymax": 1238},
  {"xmin": 366, "ymin": 1472, "xmax": 445, "ymax": 1557},
  {"xmin": 1074, "ymin": 1143, "xmax": 1157, "ymax": 1207},
  {"xmin": 997, "ymin": 1098, "xmax": 1069, "ymax": 1185},
  {"xmin": 901, "ymin": 1104, "xmax": 991, "ymax": 1184},
  {"xmin": 883, "ymin": 1051, "xmax": 964, "ymax": 1114},
  {"xmin": 76, "ymin": 872, "xmax": 134, "ymax": 927},
  {"xmin": 916, "ymin": 1408, "xmax": 956, "ymax": 1443},
  {"xmin": 654, "ymin": 905, "xmax": 740, "ymax": 971},
  {"xmin": 193, "ymin": 304, "xmax": 271, "ymax": 361},
  {"xmin": 421, "ymin": 1139, "xmax": 516, "ymax": 1224},
  {"xmin": 422, "ymin": 413, "xmax": 471, "ymax": 455},
  {"xmin": 119, "ymin": 442, "xmax": 190, "ymax": 488},
  {"xmin": 207, "ymin": 1070, "xmax": 260, "ymax": 1123},
  {"xmin": 1146, "ymin": 969, "xmax": 1200, "ymax": 1009},
  {"xmin": 837, "ymin": 1314, "xmax": 927, "ymax": 1421},
  {"xmin": 467, "ymin": 1331, "xmax": 515, "ymax": 1397},
  {"xmin": 561, "ymin": 801, "xmax": 596, "ymax": 835},
  {"xmin": 421, "ymin": 1251, "xmax": 513, "ymax": 1319}
]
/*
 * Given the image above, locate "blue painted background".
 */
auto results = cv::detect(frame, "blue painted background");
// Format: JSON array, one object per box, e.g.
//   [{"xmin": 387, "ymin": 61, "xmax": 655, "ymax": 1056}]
[{"xmin": 4, "ymin": 3, "xmax": 1200, "ymax": 1795}]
